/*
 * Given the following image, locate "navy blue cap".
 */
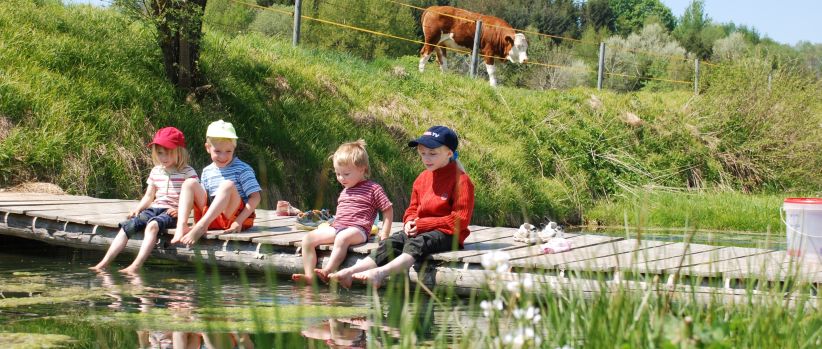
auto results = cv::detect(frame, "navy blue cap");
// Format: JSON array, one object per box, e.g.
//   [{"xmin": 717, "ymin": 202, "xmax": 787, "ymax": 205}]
[{"xmin": 408, "ymin": 126, "xmax": 458, "ymax": 152}]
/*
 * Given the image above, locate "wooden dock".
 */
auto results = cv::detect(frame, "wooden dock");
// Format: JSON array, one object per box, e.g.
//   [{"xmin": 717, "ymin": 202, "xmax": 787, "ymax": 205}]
[{"xmin": 0, "ymin": 192, "xmax": 819, "ymax": 305}]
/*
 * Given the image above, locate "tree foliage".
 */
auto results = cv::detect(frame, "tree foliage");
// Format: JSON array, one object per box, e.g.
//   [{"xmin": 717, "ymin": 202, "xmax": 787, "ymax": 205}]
[
  {"xmin": 114, "ymin": 0, "xmax": 208, "ymax": 90},
  {"xmin": 609, "ymin": 0, "xmax": 676, "ymax": 35}
]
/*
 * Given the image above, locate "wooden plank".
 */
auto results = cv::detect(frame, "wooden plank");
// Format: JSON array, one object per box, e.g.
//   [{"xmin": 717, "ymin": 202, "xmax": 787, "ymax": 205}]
[
  {"xmin": 662, "ymin": 247, "xmax": 772, "ymax": 277},
  {"xmin": 217, "ymin": 226, "xmax": 296, "ymax": 242},
  {"xmin": 0, "ymin": 202, "xmax": 133, "ymax": 215},
  {"xmin": 252, "ymin": 231, "xmax": 309, "ymax": 246},
  {"xmin": 25, "ymin": 203, "xmax": 134, "ymax": 220},
  {"xmin": 497, "ymin": 234, "xmax": 621, "ymax": 264},
  {"xmin": 513, "ymin": 239, "xmax": 672, "ymax": 269},
  {"xmin": 722, "ymin": 251, "xmax": 791, "ymax": 280},
  {"xmin": 562, "ymin": 242, "xmax": 721, "ymax": 273},
  {"xmin": 0, "ymin": 199, "xmax": 128, "ymax": 207},
  {"xmin": 430, "ymin": 236, "xmax": 520, "ymax": 262},
  {"xmin": 461, "ymin": 227, "xmax": 517, "ymax": 244}
]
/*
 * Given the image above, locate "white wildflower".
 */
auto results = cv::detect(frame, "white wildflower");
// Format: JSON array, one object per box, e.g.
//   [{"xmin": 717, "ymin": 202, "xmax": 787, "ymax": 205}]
[
  {"xmin": 479, "ymin": 299, "xmax": 503, "ymax": 317},
  {"xmin": 481, "ymin": 250, "xmax": 511, "ymax": 273}
]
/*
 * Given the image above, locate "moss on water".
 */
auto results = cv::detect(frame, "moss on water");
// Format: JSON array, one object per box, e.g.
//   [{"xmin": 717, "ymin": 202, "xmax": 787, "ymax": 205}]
[
  {"xmin": 102, "ymin": 305, "xmax": 371, "ymax": 332},
  {"xmin": 0, "ymin": 332, "xmax": 75, "ymax": 349},
  {"xmin": 0, "ymin": 287, "xmax": 107, "ymax": 308}
]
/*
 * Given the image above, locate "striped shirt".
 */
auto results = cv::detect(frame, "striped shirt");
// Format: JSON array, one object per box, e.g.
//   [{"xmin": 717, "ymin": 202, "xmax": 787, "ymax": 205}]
[
  {"xmin": 147, "ymin": 165, "xmax": 199, "ymax": 209},
  {"xmin": 332, "ymin": 180, "xmax": 393, "ymax": 234},
  {"xmin": 200, "ymin": 158, "xmax": 262, "ymax": 203}
]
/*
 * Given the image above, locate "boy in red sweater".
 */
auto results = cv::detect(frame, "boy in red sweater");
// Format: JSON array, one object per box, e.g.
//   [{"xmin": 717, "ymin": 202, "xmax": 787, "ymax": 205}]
[{"xmin": 330, "ymin": 126, "xmax": 475, "ymax": 288}]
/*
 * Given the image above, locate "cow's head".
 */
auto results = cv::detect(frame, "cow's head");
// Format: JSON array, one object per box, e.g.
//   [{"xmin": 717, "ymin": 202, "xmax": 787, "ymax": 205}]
[{"xmin": 505, "ymin": 33, "xmax": 528, "ymax": 64}]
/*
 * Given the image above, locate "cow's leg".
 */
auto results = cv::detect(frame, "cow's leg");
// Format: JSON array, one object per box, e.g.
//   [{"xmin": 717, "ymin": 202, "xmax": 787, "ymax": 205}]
[
  {"xmin": 419, "ymin": 50, "xmax": 432, "ymax": 72},
  {"xmin": 434, "ymin": 47, "xmax": 448, "ymax": 72},
  {"xmin": 485, "ymin": 63, "xmax": 497, "ymax": 87}
]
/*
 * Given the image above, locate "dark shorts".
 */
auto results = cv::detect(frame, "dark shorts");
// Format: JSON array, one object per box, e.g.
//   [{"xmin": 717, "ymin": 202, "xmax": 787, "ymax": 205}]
[
  {"xmin": 370, "ymin": 230, "xmax": 455, "ymax": 267},
  {"xmin": 119, "ymin": 207, "xmax": 176, "ymax": 238}
]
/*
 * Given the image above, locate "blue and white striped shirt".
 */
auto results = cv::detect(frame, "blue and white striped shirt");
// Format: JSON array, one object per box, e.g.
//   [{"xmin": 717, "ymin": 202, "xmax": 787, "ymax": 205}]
[{"xmin": 200, "ymin": 158, "xmax": 262, "ymax": 203}]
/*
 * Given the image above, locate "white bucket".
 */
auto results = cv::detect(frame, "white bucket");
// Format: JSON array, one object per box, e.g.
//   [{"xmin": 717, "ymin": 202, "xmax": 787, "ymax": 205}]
[{"xmin": 783, "ymin": 198, "xmax": 822, "ymax": 257}]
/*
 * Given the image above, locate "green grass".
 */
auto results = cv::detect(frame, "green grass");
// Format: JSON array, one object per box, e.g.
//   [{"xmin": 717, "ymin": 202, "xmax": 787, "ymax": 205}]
[
  {"xmin": 586, "ymin": 190, "xmax": 787, "ymax": 232},
  {"xmin": 1, "ymin": 0, "xmax": 819, "ymax": 230}
]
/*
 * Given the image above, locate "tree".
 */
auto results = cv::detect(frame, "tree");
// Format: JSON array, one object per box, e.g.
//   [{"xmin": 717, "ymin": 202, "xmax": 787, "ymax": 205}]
[
  {"xmin": 580, "ymin": 0, "xmax": 615, "ymax": 33},
  {"xmin": 114, "ymin": 0, "xmax": 209, "ymax": 91},
  {"xmin": 609, "ymin": 0, "xmax": 675, "ymax": 36},
  {"xmin": 672, "ymin": 0, "xmax": 714, "ymax": 59}
]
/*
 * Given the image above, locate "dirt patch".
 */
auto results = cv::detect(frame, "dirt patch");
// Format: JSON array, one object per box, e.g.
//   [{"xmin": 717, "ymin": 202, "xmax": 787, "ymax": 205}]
[{"xmin": 0, "ymin": 182, "xmax": 65, "ymax": 195}]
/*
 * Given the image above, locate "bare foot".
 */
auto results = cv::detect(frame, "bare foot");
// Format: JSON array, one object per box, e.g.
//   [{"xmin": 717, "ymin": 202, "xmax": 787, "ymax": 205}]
[
  {"xmin": 88, "ymin": 264, "xmax": 108, "ymax": 272},
  {"xmin": 314, "ymin": 269, "xmax": 331, "ymax": 284},
  {"xmin": 352, "ymin": 269, "xmax": 386, "ymax": 289},
  {"xmin": 179, "ymin": 225, "xmax": 205, "ymax": 245},
  {"xmin": 118, "ymin": 266, "xmax": 140, "ymax": 275},
  {"xmin": 328, "ymin": 270, "xmax": 354, "ymax": 289},
  {"xmin": 291, "ymin": 273, "xmax": 314, "ymax": 284},
  {"xmin": 170, "ymin": 226, "xmax": 190, "ymax": 244}
]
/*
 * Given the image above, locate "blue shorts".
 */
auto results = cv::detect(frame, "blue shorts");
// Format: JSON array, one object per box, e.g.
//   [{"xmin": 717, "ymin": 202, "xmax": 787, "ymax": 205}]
[{"xmin": 119, "ymin": 207, "xmax": 176, "ymax": 238}]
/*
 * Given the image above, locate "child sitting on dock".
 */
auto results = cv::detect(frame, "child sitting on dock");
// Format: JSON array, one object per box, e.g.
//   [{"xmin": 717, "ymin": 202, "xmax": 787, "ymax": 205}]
[
  {"xmin": 330, "ymin": 126, "xmax": 475, "ymax": 288},
  {"xmin": 173, "ymin": 120, "xmax": 262, "ymax": 245},
  {"xmin": 90, "ymin": 127, "xmax": 198, "ymax": 273},
  {"xmin": 292, "ymin": 140, "xmax": 393, "ymax": 284}
]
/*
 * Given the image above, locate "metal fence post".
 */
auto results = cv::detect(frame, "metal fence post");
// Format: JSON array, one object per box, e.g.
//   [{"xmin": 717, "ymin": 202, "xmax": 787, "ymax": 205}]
[
  {"xmin": 694, "ymin": 58, "xmax": 700, "ymax": 95},
  {"xmin": 597, "ymin": 42, "xmax": 605, "ymax": 90},
  {"xmin": 292, "ymin": 0, "xmax": 303, "ymax": 46},
  {"xmin": 469, "ymin": 20, "xmax": 483, "ymax": 78}
]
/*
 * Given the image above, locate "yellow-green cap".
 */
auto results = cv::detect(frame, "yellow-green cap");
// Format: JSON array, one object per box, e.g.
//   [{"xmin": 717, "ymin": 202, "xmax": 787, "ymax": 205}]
[{"xmin": 206, "ymin": 120, "xmax": 238, "ymax": 139}]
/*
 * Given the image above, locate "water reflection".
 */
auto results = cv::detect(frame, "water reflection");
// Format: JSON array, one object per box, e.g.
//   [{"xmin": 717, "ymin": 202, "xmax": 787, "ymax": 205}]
[{"xmin": 0, "ymin": 238, "xmax": 462, "ymax": 348}]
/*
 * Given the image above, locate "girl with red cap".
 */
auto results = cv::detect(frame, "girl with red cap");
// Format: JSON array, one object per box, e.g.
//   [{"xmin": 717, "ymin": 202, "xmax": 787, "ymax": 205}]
[
  {"xmin": 330, "ymin": 126, "xmax": 475, "ymax": 288},
  {"xmin": 90, "ymin": 127, "xmax": 198, "ymax": 274}
]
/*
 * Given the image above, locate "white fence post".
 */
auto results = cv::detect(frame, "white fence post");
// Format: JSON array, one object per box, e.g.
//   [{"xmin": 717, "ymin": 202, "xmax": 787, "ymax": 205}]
[
  {"xmin": 292, "ymin": 0, "xmax": 303, "ymax": 46},
  {"xmin": 694, "ymin": 58, "xmax": 700, "ymax": 95},
  {"xmin": 597, "ymin": 42, "xmax": 605, "ymax": 90}
]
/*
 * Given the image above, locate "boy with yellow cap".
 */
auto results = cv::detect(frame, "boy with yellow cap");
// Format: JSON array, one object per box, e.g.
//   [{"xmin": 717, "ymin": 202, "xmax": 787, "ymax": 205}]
[{"xmin": 173, "ymin": 120, "xmax": 262, "ymax": 245}]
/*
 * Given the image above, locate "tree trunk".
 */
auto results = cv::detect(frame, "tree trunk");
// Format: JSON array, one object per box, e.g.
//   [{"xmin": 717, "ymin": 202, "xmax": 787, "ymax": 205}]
[{"xmin": 152, "ymin": 0, "xmax": 208, "ymax": 91}]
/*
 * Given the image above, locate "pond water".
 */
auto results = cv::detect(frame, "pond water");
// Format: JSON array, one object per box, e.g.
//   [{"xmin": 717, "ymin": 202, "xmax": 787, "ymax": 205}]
[{"xmin": 0, "ymin": 236, "xmax": 480, "ymax": 348}]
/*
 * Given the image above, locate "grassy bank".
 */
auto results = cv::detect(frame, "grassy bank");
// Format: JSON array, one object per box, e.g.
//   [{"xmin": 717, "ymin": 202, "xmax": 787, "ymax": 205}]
[
  {"xmin": 0, "ymin": 1, "xmax": 819, "ymax": 229},
  {"xmin": 586, "ymin": 190, "xmax": 786, "ymax": 232}
]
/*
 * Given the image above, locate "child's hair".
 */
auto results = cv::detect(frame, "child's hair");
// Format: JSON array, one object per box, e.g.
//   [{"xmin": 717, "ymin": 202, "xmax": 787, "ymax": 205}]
[
  {"xmin": 151, "ymin": 144, "xmax": 190, "ymax": 172},
  {"xmin": 206, "ymin": 137, "xmax": 237, "ymax": 147},
  {"xmin": 332, "ymin": 139, "xmax": 370, "ymax": 177}
]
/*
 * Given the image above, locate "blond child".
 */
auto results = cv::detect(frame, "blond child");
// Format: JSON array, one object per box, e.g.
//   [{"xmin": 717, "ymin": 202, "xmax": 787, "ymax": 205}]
[
  {"xmin": 173, "ymin": 120, "xmax": 262, "ymax": 245},
  {"xmin": 90, "ymin": 127, "xmax": 198, "ymax": 273},
  {"xmin": 292, "ymin": 140, "xmax": 393, "ymax": 284},
  {"xmin": 331, "ymin": 126, "xmax": 474, "ymax": 288}
]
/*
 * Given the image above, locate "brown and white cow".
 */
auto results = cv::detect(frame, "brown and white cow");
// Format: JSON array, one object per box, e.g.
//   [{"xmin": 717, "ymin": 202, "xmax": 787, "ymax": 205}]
[{"xmin": 419, "ymin": 6, "xmax": 528, "ymax": 87}]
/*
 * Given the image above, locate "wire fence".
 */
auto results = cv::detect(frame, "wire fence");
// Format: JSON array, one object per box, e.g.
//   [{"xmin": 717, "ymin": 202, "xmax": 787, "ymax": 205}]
[{"xmin": 224, "ymin": 0, "xmax": 711, "ymax": 90}]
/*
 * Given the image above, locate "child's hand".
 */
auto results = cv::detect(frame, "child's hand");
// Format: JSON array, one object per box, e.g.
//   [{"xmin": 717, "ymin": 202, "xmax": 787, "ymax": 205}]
[
  {"xmin": 404, "ymin": 219, "xmax": 417, "ymax": 236},
  {"xmin": 379, "ymin": 233, "xmax": 390, "ymax": 241},
  {"xmin": 166, "ymin": 208, "xmax": 178, "ymax": 218},
  {"xmin": 127, "ymin": 210, "xmax": 140, "ymax": 219}
]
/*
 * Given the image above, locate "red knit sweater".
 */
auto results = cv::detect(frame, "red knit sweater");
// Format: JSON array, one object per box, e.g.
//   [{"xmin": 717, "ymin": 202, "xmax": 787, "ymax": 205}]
[{"xmin": 402, "ymin": 161, "xmax": 475, "ymax": 246}]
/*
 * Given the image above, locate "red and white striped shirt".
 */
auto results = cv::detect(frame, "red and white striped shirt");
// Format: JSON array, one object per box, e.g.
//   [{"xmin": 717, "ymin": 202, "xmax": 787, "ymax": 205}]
[
  {"xmin": 147, "ymin": 165, "xmax": 199, "ymax": 209},
  {"xmin": 332, "ymin": 180, "xmax": 393, "ymax": 234}
]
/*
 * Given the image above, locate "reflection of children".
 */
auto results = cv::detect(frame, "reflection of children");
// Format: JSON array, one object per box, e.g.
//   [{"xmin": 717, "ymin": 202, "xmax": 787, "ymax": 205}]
[
  {"xmin": 292, "ymin": 140, "xmax": 393, "ymax": 283},
  {"xmin": 331, "ymin": 126, "xmax": 475, "ymax": 288},
  {"xmin": 174, "ymin": 120, "xmax": 262, "ymax": 245},
  {"xmin": 301, "ymin": 318, "xmax": 367, "ymax": 348},
  {"xmin": 90, "ymin": 127, "xmax": 197, "ymax": 273}
]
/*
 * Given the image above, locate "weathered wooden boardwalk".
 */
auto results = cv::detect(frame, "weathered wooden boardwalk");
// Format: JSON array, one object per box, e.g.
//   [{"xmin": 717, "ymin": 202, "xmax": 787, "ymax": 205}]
[{"xmin": 0, "ymin": 192, "xmax": 819, "ymax": 304}]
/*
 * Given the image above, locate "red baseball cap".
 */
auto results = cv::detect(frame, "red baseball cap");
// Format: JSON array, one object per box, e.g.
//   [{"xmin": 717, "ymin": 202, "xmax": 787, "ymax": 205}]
[{"xmin": 148, "ymin": 127, "xmax": 186, "ymax": 149}]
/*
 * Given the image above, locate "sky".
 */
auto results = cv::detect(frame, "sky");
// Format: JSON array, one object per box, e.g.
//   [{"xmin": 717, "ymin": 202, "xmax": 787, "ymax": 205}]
[
  {"xmin": 660, "ymin": 0, "xmax": 820, "ymax": 45},
  {"xmin": 65, "ymin": 0, "xmax": 821, "ymax": 45}
]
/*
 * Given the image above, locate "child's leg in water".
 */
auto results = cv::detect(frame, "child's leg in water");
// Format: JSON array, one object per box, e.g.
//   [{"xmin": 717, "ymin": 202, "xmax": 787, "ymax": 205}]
[
  {"xmin": 90, "ymin": 229, "xmax": 130, "ymax": 271},
  {"xmin": 172, "ymin": 178, "xmax": 206, "ymax": 244},
  {"xmin": 352, "ymin": 253, "xmax": 416, "ymax": 288},
  {"xmin": 292, "ymin": 226, "xmax": 336, "ymax": 283},
  {"xmin": 329, "ymin": 257, "xmax": 378, "ymax": 289},
  {"xmin": 316, "ymin": 227, "xmax": 366, "ymax": 283},
  {"xmin": 119, "ymin": 221, "xmax": 161, "ymax": 274},
  {"xmin": 181, "ymin": 181, "xmax": 242, "ymax": 245}
]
